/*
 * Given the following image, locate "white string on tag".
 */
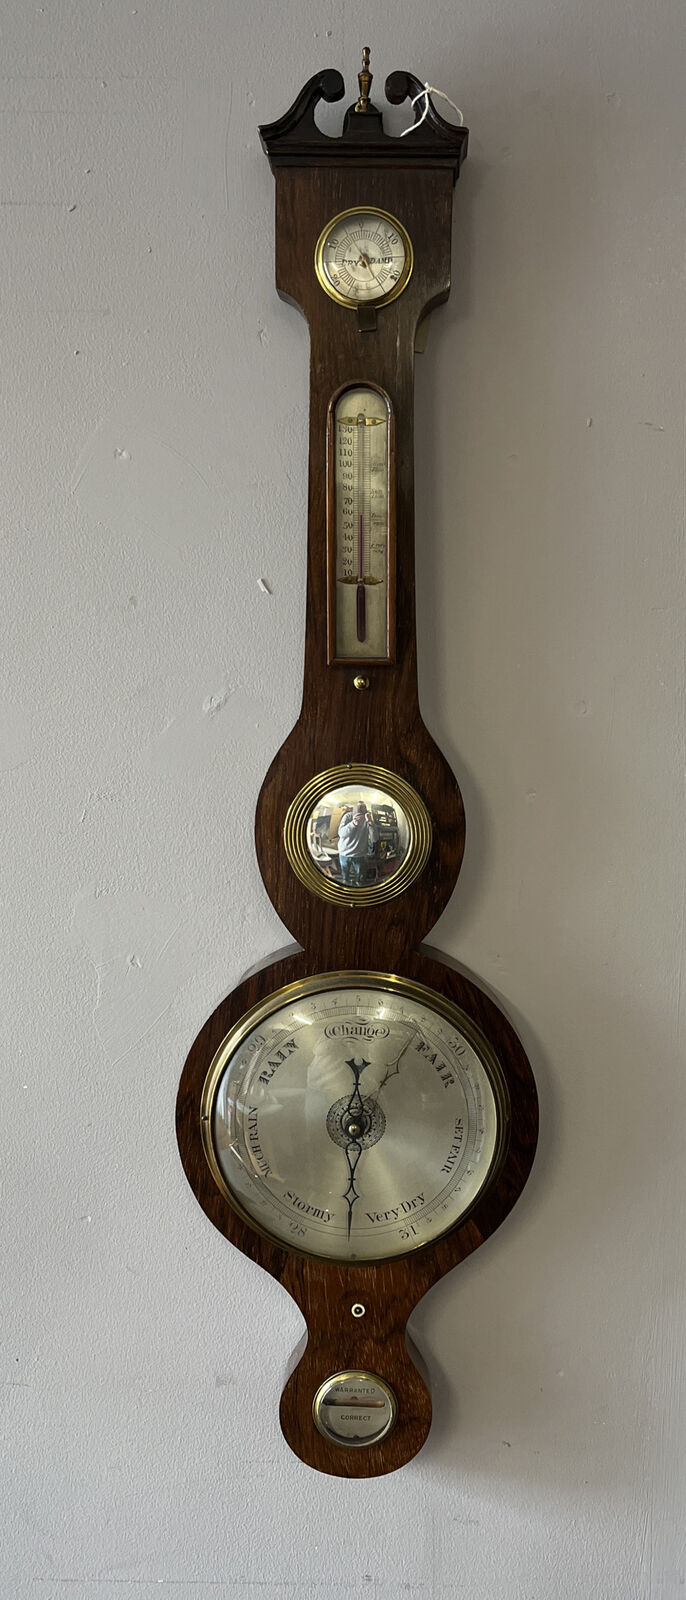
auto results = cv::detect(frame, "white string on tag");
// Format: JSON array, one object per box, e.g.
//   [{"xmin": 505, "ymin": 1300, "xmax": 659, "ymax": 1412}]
[{"xmin": 399, "ymin": 83, "xmax": 464, "ymax": 136}]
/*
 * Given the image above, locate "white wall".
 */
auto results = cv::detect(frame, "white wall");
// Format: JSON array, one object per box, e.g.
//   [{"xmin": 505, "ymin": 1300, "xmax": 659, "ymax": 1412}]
[{"xmin": 2, "ymin": 2, "xmax": 684, "ymax": 1597}]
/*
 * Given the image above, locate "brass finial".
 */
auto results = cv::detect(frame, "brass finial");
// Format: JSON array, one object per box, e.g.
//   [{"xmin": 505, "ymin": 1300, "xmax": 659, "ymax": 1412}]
[{"xmin": 355, "ymin": 46, "xmax": 373, "ymax": 112}]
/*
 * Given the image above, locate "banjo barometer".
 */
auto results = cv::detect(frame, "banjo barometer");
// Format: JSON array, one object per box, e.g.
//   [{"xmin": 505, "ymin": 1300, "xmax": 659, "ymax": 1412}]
[{"xmin": 177, "ymin": 53, "xmax": 538, "ymax": 1478}]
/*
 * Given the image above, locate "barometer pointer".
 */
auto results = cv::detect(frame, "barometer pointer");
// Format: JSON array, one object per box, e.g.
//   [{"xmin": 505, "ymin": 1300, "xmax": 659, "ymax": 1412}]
[
  {"xmin": 338, "ymin": 1036, "xmax": 416, "ymax": 1236},
  {"xmin": 340, "ymin": 1055, "xmax": 369, "ymax": 1238}
]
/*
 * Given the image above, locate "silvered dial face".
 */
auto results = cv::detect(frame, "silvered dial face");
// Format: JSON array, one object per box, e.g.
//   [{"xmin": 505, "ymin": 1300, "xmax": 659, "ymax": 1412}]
[
  {"xmin": 202, "ymin": 975, "xmax": 507, "ymax": 1262},
  {"xmin": 316, "ymin": 209, "xmax": 412, "ymax": 307}
]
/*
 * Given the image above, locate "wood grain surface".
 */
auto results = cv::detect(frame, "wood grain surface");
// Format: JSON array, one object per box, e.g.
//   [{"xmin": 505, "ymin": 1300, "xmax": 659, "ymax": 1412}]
[{"xmin": 176, "ymin": 67, "xmax": 538, "ymax": 1477}]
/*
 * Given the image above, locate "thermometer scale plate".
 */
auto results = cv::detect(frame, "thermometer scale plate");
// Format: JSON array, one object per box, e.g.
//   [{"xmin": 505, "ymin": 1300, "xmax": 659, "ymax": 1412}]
[{"xmin": 327, "ymin": 384, "xmax": 394, "ymax": 664}]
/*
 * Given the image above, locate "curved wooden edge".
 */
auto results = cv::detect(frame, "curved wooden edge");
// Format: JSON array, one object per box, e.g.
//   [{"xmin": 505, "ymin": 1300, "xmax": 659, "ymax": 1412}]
[
  {"xmin": 259, "ymin": 66, "xmax": 468, "ymax": 178},
  {"xmin": 385, "ymin": 70, "xmax": 469, "ymax": 167},
  {"xmin": 280, "ymin": 1319, "xmax": 431, "ymax": 1477},
  {"xmin": 176, "ymin": 946, "xmax": 538, "ymax": 1476},
  {"xmin": 259, "ymin": 69, "xmax": 344, "ymax": 156},
  {"xmin": 254, "ymin": 717, "xmax": 466, "ymax": 961}
]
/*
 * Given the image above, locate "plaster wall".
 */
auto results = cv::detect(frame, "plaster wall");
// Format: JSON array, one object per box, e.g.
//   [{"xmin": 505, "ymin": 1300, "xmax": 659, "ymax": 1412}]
[{"xmin": 1, "ymin": 1, "xmax": 685, "ymax": 1597}]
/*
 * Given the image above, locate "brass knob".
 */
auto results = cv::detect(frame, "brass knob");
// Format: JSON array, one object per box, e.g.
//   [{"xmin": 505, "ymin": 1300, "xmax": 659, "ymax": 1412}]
[{"xmin": 353, "ymin": 674, "xmax": 371, "ymax": 691}]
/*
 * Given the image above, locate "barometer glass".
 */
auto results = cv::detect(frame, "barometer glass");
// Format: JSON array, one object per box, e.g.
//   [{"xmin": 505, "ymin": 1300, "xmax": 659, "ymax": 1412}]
[{"xmin": 202, "ymin": 975, "xmax": 507, "ymax": 1263}]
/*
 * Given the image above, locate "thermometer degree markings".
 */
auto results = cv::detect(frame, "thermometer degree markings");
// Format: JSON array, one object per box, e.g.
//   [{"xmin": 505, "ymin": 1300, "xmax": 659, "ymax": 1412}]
[{"xmin": 335, "ymin": 400, "xmax": 388, "ymax": 651}]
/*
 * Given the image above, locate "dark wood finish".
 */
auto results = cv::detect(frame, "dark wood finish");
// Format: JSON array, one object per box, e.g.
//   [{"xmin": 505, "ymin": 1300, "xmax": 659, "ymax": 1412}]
[
  {"xmin": 177, "ymin": 944, "xmax": 538, "ymax": 1477},
  {"xmin": 259, "ymin": 67, "xmax": 468, "ymax": 174},
  {"xmin": 255, "ymin": 139, "xmax": 466, "ymax": 959},
  {"xmin": 177, "ymin": 64, "xmax": 538, "ymax": 1477}
]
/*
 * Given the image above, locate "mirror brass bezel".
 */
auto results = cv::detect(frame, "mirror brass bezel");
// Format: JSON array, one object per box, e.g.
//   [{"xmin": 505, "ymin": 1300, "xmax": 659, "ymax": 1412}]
[{"xmin": 283, "ymin": 762, "xmax": 432, "ymax": 906}]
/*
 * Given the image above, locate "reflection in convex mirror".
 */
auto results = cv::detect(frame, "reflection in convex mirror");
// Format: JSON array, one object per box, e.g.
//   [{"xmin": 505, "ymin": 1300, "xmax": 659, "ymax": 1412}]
[{"xmin": 306, "ymin": 783, "xmax": 411, "ymax": 890}]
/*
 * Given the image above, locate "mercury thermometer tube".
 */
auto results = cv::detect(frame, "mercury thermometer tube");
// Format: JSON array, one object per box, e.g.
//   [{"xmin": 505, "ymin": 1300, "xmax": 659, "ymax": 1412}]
[{"xmin": 333, "ymin": 386, "xmax": 390, "ymax": 661}]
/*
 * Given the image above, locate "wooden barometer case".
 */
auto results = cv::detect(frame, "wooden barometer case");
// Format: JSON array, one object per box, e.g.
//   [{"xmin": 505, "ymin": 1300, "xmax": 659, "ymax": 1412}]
[{"xmin": 177, "ymin": 54, "xmax": 538, "ymax": 1478}]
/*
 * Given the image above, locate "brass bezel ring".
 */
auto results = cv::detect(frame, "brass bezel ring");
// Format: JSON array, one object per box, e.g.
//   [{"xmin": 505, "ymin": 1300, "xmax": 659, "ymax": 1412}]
[
  {"xmin": 312, "ymin": 1370, "xmax": 398, "ymax": 1449},
  {"xmin": 283, "ymin": 762, "xmax": 432, "ymax": 906},
  {"xmin": 314, "ymin": 207, "xmax": 414, "ymax": 309},
  {"xmin": 199, "ymin": 970, "xmax": 512, "ymax": 1266}
]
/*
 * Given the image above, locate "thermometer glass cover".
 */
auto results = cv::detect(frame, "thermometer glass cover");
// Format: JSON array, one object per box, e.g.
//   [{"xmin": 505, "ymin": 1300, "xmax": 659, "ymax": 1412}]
[{"xmin": 331, "ymin": 385, "xmax": 391, "ymax": 661}]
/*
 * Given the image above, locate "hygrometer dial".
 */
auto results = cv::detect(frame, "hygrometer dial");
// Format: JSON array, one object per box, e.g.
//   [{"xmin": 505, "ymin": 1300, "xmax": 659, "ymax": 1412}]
[
  {"xmin": 201, "ymin": 973, "xmax": 509, "ymax": 1263},
  {"xmin": 315, "ymin": 207, "xmax": 413, "ymax": 307}
]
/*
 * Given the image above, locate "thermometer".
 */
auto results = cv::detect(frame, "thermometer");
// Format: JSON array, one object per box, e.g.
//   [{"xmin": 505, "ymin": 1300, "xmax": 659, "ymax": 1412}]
[{"xmin": 328, "ymin": 385, "xmax": 392, "ymax": 662}]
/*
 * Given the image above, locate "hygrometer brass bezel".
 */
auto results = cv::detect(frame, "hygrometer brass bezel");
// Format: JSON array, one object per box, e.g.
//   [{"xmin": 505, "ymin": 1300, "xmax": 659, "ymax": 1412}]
[{"xmin": 314, "ymin": 206, "xmax": 414, "ymax": 309}]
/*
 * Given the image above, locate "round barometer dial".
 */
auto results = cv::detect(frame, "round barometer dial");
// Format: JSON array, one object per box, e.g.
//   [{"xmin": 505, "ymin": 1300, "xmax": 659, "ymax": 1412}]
[
  {"xmin": 201, "ymin": 973, "xmax": 509, "ymax": 1262},
  {"xmin": 315, "ymin": 207, "xmax": 413, "ymax": 307}
]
